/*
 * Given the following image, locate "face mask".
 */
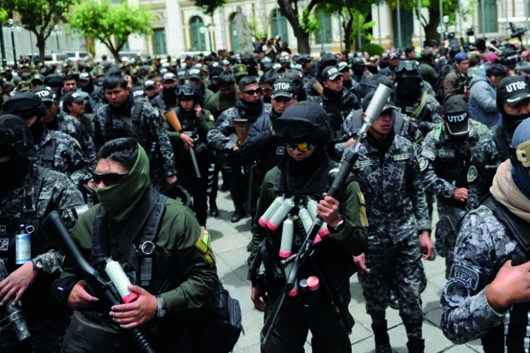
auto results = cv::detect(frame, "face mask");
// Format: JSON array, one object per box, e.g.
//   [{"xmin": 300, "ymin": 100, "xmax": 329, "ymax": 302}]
[
  {"xmin": 396, "ymin": 79, "xmax": 422, "ymax": 101},
  {"xmin": 503, "ymin": 112, "xmax": 530, "ymax": 134}
]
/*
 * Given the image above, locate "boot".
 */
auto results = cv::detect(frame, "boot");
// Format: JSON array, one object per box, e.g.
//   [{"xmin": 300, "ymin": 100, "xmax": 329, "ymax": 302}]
[
  {"xmin": 230, "ymin": 205, "xmax": 246, "ymax": 223},
  {"xmin": 209, "ymin": 200, "xmax": 219, "ymax": 217},
  {"xmin": 372, "ymin": 321, "xmax": 393, "ymax": 353},
  {"xmin": 406, "ymin": 338, "xmax": 425, "ymax": 353}
]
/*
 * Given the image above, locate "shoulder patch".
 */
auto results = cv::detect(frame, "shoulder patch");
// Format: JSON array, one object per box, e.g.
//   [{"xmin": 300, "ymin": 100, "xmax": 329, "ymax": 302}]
[
  {"xmin": 467, "ymin": 165, "xmax": 478, "ymax": 183},
  {"xmin": 195, "ymin": 227, "xmax": 216, "ymax": 268},
  {"xmin": 444, "ymin": 279, "xmax": 470, "ymax": 307},
  {"xmin": 418, "ymin": 157, "xmax": 429, "ymax": 172},
  {"xmin": 421, "ymin": 149, "xmax": 436, "ymax": 161},
  {"xmin": 449, "ymin": 264, "xmax": 480, "ymax": 291}
]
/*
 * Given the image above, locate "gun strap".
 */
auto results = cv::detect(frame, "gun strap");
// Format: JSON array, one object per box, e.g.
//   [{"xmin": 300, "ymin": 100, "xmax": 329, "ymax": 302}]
[{"xmin": 92, "ymin": 187, "xmax": 167, "ymax": 289}]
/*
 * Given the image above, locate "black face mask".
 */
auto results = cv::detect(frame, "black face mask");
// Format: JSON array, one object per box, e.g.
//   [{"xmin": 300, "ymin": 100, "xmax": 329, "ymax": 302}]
[
  {"xmin": 262, "ymin": 95, "xmax": 271, "ymax": 104},
  {"xmin": 502, "ymin": 112, "xmax": 530, "ymax": 134},
  {"xmin": 0, "ymin": 155, "xmax": 29, "ymax": 195},
  {"xmin": 163, "ymin": 87, "xmax": 178, "ymax": 105},
  {"xmin": 29, "ymin": 120, "xmax": 45, "ymax": 144},
  {"xmin": 353, "ymin": 68, "xmax": 364, "ymax": 76},
  {"xmin": 396, "ymin": 79, "xmax": 422, "ymax": 102}
]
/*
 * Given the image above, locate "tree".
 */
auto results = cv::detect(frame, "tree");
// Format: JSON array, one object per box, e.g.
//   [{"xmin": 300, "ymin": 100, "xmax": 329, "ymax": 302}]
[
  {"xmin": 388, "ymin": 0, "xmax": 459, "ymax": 45},
  {"xmin": 305, "ymin": 0, "xmax": 377, "ymax": 52},
  {"xmin": 68, "ymin": 0, "xmax": 153, "ymax": 62},
  {"xmin": 0, "ymin": 0, "xmax": 79, "ymax": 62}
]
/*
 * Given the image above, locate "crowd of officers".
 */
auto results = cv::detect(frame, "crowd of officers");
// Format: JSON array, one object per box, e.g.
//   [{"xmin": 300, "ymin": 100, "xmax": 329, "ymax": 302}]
[{"xmin": 0, "ymin": 36, "xmax": 529, "ymax": 352}]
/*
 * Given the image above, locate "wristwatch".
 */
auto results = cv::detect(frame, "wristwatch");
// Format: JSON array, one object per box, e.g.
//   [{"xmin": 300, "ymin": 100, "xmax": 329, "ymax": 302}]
[
  {"xmin": 328, "ymin": 219, "xmax": 345, "ymax": 233},
  {"xmin": 155, "ymin": 295, "xmax": 166, "ymax": 318}
]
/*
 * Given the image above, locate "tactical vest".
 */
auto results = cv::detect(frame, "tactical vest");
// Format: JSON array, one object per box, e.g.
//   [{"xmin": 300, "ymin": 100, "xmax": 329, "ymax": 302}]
[
  {"xmin": 103, "ymin": 101, "xmax": 151, "ymax": 151},
  {"xmin": 433, "ymin": 135, "xmax": 471, "ymax": 190},
  {"xmin": 482, "ymin": 196, "xmax": 530, "ymax": 353},
  {"xmin": 90, "ymin": 186, "xmax": 172, "ymax": 295}
]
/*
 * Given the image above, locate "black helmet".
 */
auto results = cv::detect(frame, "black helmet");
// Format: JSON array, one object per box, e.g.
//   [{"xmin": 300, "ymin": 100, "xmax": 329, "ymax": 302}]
[
  {"xmin": 395, "ymin": 60, "xmax": 421, "ymax": 80},
  {"xmin": 0, "ymin": 114, "xmax": 35, "ymax": 157},
  {"xmin": 350, "ymin": 57, "xmax": 366, "ymax": 68},
  {"xmin": 274, "ymin": 102, "xmax": 332, "ymax": 142},
  {"xmin": 177, "ymin": 84, "xmax": 203, "ymax": 105}
]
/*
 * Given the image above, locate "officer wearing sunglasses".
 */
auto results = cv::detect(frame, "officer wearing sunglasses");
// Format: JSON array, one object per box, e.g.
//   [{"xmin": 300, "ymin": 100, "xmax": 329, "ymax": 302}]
[
  {"xmin": 53, "ymin": 138, "xmax": 220, "ymax": 353},
  {"xmin": 248, "ymin": 102, "xmax": 368, "ymax": 353},
  {"xmin": 207, "ymin": 76, "xmax": 272, "ymax": 223}
]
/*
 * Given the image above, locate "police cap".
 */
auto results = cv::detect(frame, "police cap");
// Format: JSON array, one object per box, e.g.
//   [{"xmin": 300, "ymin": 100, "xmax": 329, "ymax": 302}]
[{"xmin": 3, "ymin": 92, "xmax": 47, "ymax": 119}]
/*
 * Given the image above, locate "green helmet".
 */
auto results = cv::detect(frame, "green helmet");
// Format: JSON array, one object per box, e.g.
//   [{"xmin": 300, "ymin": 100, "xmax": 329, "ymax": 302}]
[
  {"xmin": 274, "ymin": 101, "xmax": 332, "ymax": 142},
  {"xmin": 0, "ymin": 114, "xmax": 34, "ymax": 157}
]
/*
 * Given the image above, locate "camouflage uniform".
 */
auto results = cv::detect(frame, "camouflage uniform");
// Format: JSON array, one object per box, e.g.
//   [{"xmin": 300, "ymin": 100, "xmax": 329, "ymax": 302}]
[
  {"xmin": 0, "ymin": 164, "xmax": 86, "ymax": 353},
  {"xmin": 207, "ymin": 101, "xmax": 272, "ymax": 214},
  {"xmin": 93, "ymin": 98, "xmax": 177, "ymax": 189},
  {"xmin": 419, "ymin": 120, "xmax": 501, "ymax": 277},
  {"xmin": 350, "ymin": 134, "xmax": 431, "ymax": 341},
  {"xmin": 34, "ymin": 128, "xmax": 93, "ymax": 186},
  {"xmin": 440, "ymin": 205, "xmax": 513, "ymax": 349},
  {"xmin": 57, "ymin": 114, "xmax": 96, "ymax": 163}
]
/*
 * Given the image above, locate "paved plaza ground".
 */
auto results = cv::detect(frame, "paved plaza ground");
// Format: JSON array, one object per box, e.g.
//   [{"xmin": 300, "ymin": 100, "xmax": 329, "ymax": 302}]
[{"xmin": 208, "ymin": 189, "xmax": 483, "ymax": 353}]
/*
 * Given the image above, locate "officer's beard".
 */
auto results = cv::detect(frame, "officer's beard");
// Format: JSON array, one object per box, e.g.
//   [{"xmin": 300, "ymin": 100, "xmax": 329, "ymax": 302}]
[
  {"xmin": 0, "ymin": 155, "xmax": 30, "ymax": 196},
  {"xmin": 221, "ymin": 89, "xmax": 236, "ymax": 100},
  {"xmin": 163, "ymin": 88, "xmax": 178, "ymax": 107},
  {"xmin": 395, "ymin": 79, "xmax": 422, "ymax": 104},
  {"xmin": 29, "ymin": 121, "xmax": 45, "ymax": 144}
]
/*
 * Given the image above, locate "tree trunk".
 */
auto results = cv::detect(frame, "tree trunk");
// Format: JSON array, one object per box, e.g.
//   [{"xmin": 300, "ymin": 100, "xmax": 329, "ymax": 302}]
[
  {"xmin": 424, "ymin": 9, "xmax": 441, "ymax": 44},
  {"xmin": 344, "ymin": 17, "xmax": 354, "ymax": 52},
  {"xmin": 36, "ymin": 34, "xmax": 46, "ymax": 64},
  {"xmin": 278, "ymin": 0, "xmax": 312, "ymax": 54},
  {"xmin": 293, "ymin": 27, "xmax": 311, "ymax": 54}
]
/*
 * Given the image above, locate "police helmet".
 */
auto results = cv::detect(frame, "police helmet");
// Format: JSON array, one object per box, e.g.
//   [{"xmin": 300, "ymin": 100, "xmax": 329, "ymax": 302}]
[
  {"xmin": 350, "ymin": 57, "xmax": 366, "ymax": 68},
  {"xmin": 0, "ymin": 114, "xmax": 34, "ymax": 157},
  {"xmin": 274, "ymin": 102, "xmax": 332, "ymax": 142},
  {"xmin": 177, "ymin": 84, "xmax": 203, "ymax": 105},
  {"xmin": 395, "ymin": 60, "xmax": 421, "ymax": 80}
]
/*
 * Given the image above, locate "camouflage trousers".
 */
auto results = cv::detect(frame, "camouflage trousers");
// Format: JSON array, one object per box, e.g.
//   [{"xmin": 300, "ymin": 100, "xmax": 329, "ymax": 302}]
[
  {"xmin": 358, "ymin": 233, "xmax": 427, "ymax": 340},
  {"xmin": 434, "ymin": 203, "xmax": 466, "ymax": 279}
]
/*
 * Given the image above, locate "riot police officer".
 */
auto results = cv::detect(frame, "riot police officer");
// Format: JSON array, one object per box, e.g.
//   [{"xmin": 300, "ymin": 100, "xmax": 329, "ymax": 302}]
[
  {"xmin": 0, "ymin": 115, "xmax": 86, "ymax": 353},
  {"xmin": 248, "ymin": 101, "xmax": 368, "ymax": 353},
  {"xmin": 165, "ymin": 85, "xmax": 214, "ymax": 227},
  {"xmin": 418, "ymin": 96, "xmax": 501, "ymax": 278},
  {"xmin": 441, "ymin": 117, "xmax": 530, "ymax": 353}
]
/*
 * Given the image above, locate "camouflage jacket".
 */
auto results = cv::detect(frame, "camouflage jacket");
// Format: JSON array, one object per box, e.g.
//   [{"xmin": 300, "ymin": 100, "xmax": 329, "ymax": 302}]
[
  {"xmin": 207, "ymin": 101, "xmax": 272, "ymax": 152},
  {"xmin": 0, "ymin": 164, "xmax": 86, "ymax": 274},
  {"xmin": 350, "ymin": 134, "xmax": 431, "ymax": 243},
  {"xmin": 58, "ymin": 114, "xmax": 96, "ymax": 163},
  {"xmin": 35, "ymin": 128, "xmax": 92, "ymax": 186},
  {"xmin": 441, "ymin": 205, "xmax": 515, "ymax": 344},
  {"xmin": 419, "ymin": 120, "xmax": 502, "ymax": 209},
  {"xmin": 93, "ymin": 98, "xmax": 176, "ymax": 177}
]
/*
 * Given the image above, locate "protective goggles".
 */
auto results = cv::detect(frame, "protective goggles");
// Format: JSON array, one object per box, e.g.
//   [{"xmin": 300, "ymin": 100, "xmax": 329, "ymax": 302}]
[
  {"xmin": 92, "ymin": 172, "xmax": 129, "ymax": 186},
  {"xmin": 286, "ymin": 141, "xmax": 315, "ymax": 152}
]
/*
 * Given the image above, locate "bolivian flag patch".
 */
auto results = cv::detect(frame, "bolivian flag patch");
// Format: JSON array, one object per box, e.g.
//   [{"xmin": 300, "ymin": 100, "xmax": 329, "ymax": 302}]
[
  {"xmin": 358, "ymin": 192, "xmax": 369, "ymax": 227},
  {"xmin": 195, "ymin": 227, "xmax": 216, "ymax": 268}
]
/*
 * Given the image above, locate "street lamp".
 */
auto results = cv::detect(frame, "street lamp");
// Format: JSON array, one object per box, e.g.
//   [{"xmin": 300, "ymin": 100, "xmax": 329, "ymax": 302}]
[{"xmin": 8, "ymin": 19, "xmax": 17, "ymax": 69}]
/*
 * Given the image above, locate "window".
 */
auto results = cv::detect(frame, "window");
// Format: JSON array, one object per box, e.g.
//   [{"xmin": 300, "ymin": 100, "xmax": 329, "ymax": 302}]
[
  {"xmin": 478, "ymin": 0, "xmax": 498, "ymax": 33},
  {"xmin": 189, "ymin": 16, "xmax": 206, "ymax": 51},
  {"xmin": 314, "ymin": 12, "xmax": 332, "ymax": 44},
  {"xmin": 153, "ymin": 28, "xmax": 167, "ymax": 55},
  {"xmin": 229, "ymin": 13, "xmax": 240, "ymax": 52},
  {"xmin": 271, "ymin": 10, "xmax": 288, "ymax": 42}
]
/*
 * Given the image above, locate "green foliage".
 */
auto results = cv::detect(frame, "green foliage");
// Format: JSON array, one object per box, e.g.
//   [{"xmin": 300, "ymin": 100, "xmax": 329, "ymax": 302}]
[
  {"xmin": 361, "ymin": 43, "xmax": 385, "ymax": 56},
  {"xmin": 68, "ymin": 0, "xmax": 153, "ymax": 61},
  {"xmin": 193, "ymin": 0, "xmax": 226, "ymax": 16},
  {"xmin": 301, "ymin": 7, "xmax": 321, "ymax": 34}
]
